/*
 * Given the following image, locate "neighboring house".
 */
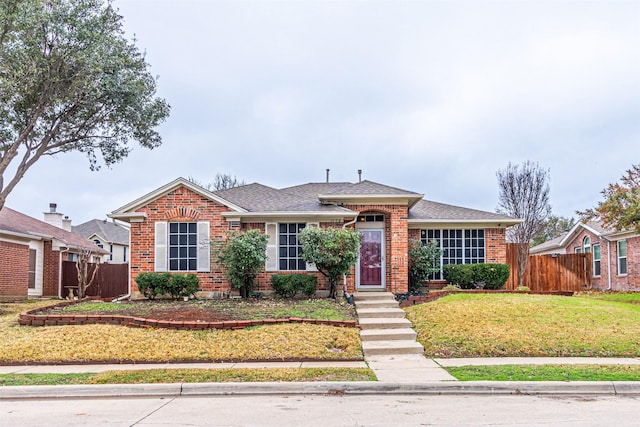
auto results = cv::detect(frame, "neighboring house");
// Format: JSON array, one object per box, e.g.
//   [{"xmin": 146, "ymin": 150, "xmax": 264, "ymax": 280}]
[
  {"xmin": 0, "ymin": 206, "xmax": 108, "ymax": 299},
  {"xmin": 72, "ymin": 219, "xmax": 130, "ymax": 263},
  {"xmin": 530, "ymin": 220, "xmax": 639, "ymax": 290},
  {"xmin": 109, "ymin": 177, "xmax": 521, "ymax": 298}
]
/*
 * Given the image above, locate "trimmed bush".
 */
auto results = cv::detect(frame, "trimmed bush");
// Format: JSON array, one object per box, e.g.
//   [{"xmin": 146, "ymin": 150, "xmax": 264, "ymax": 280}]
[
  {"xmin": 134, "ymin": 272, "xmax": 200, "ymax": 300},
  {"xmin": 135, "ymin": 272, "xmax": 171, "ymax": 299},
  {"xmin": 443, "ymin": 263, "xmax": 510, "ymax": 290},
  {"xmin": 271, "ymin": 274, "xmax": 317, "ymax": 298}
]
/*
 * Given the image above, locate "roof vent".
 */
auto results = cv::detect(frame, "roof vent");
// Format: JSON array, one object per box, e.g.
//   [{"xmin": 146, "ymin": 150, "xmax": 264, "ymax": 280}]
[
  {"xmin": 358, "ymin": 169, "xmax": 362, "ymax": 182},
  {"xmin": 326, "ymin": 168, "xmax": 330, "ymax": 183},
  {"xmin": 49, "ymin": 203, "xmax": 57, "ymax": 213}
]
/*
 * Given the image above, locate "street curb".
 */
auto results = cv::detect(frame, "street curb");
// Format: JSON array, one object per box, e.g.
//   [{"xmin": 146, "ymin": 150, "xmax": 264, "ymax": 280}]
[{"xmin": 2, "ymin": 381, "xmax": 640, "ymax": 399}]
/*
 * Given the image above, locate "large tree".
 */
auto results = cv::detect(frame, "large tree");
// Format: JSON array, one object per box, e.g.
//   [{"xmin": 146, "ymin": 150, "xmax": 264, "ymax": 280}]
[
  {"xmin": 0, "ymin": 0, "xmax": 170, "ymax": 210},
  {"xmin": 497, "ymin": 161, "xmax": 551, "ymax": 286},
  {"xmin": 299, "ymin": 227, "xmax": 361, "ymax": 299},
  {"xmin": 578, "ymin": 164, "xmax": 640, "ymax": 233}
]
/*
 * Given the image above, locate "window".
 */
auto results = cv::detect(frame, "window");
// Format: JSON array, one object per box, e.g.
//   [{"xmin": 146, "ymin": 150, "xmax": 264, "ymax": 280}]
[
  {"xmin": 421, "ymin": 229, "xmax": 485, "ymax": 280},
  {"xmin": 618, "ymin": 240, "xmax": 627, "ymax": 275},
  {"xmin": 575, "ymin": 247, "xmax": 582, "ymax": 254},
  {"xmin": 109, "ymin": 244, "xmax": 113, "ymax": 261},
  {"xmin": 583, "ymin": 236, "xmax": 591, "ymax": 253},
  {"xmin": 169, "ymin": 222, "xmax": 197, "ymax": 271},
  {"xmin": 94, "ymin": 239, "xmax": 103, "ymax": 249},
  {"xmin": 278, "ymin": 223, "xmax": 306, "ymax": 271},
  {"xmin": 593, "ymin": 244, "xmax": 601, "ymax": 276},
  {"xmin": 28, "ymin": 249, "xmax": 36, "ymax": 289}
]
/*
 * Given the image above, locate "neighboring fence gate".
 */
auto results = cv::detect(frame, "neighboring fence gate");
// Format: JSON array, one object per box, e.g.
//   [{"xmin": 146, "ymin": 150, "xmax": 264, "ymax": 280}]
[
  {"xmin": 505, "ymin": 243, "xmax": 592, "ymax": 292},
  {"xmin": 61, "ymin": 261, "xmax": 128, "ymax": 298}
]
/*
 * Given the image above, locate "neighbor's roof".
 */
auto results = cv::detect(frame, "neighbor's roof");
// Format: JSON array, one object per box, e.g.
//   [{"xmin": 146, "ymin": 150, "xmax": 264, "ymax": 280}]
[
  {"xmin": 72, "ymin": 219, "xmax": 129, "ymax": 246},
  {"xmin": 529, "ymin": 234, "xmax": 567, "ymax": 254},
  {"xmin": 0, "ymin": 207, "xmax": 108, "ymax": 253}
]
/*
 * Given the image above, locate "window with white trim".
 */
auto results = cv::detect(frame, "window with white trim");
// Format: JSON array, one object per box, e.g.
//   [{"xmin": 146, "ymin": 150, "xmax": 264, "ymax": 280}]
[
  {"xmin": 154, "ymin": 221, "xmax": 210, "ymax": 272},
  {"xmin": 618, "ymin": 240, "xmax": 627, "ymax": 275},
  {"xmin": 583, "ymin": 236, "xmax": 591, "ymax": 253},
  {"xmin": 169, "ymin": 222, "xmax": 197, "ymax": 271},
  {"xmin": 421, "ymin": 229, "xmax": 485, "ymax": 280},
  {"xmin": 575, "ymin": 247, "xmax": 582, "ymax": 254},
  {"xmin": 278, "ymin": 223, "xmax": 306, "ymax": 271},
  {"xmin": 593, "ymin": 244, "xmax": 601, "ymax": 276}
]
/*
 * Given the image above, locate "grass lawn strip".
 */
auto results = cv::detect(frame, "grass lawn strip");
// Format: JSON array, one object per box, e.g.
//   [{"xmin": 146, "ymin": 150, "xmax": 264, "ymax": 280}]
[
  {"xmin": 0, "ymin": 368, "xmax": 376, "ymax": 386},
  {"xmin": 447, "ymin": 364, "xmax": 640, "ymax": 381},
  {"xmin": 1, "ymin": 301, "xmax": 363, "ymax": 363},
  {"xmin": 405, "ymin": 293, "xmax": 640, "ymax": 358}
]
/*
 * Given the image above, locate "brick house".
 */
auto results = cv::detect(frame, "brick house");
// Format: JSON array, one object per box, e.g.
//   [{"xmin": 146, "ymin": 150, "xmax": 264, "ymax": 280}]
[
  {"xmin": 0, "ymin": 206, "xmax": 108, "ymax": 299},
  {"xmin": 109, "ymin": 177, "xmax": 521, "ymax": 298},
  {"xmin": 530, "ymin": 221, "xmax": 639, "ymax": 290}
]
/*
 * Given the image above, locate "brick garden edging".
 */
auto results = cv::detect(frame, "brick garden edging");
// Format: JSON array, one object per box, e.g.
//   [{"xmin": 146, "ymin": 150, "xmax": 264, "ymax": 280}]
[{"xmin": 18, "ymin": 299, "xmax": 358, "ymax": 330}]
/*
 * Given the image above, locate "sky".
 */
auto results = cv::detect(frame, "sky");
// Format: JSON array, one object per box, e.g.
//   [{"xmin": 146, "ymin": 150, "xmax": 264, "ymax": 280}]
[{"xmin": 5, "ymin": 0, "xmax": 640, "ymax": 226}]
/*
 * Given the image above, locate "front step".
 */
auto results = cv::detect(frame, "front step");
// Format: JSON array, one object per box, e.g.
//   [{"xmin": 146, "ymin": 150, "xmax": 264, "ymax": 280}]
[
  {"xmin": 362, "ymin": 340, "xmax": 424, "ymax": 356},
  {"xmin": 358, "ymin": 317, "xmax": 413, "ymax": 330},
  {"xmin": 360, "ymin": 328, "xmax": 417, "ymax": 342},
  {"xmin": 353, "ymin": 292, "xmax": 396, "ymax": 301},
  {"xmin": 355, "ymin": 307, "xmax": 406, "ymax": 319},
  {"xmin": 355, "ymin": 299, "xmax": 399, "ymax": 309}
]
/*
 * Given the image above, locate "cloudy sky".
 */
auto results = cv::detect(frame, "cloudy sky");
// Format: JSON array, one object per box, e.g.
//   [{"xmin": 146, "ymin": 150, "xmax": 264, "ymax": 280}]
[{"xmin": 6, "ymin": 0, "xmax": 639, "ymax": 226}]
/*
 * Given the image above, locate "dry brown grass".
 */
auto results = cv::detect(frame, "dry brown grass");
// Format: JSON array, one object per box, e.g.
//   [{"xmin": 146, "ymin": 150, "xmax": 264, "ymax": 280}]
[
  {"xmin": 0, "ymin": 300, "xmax": 363, "ymax": 363},
  {"xmin": 406, "ymin": 293, "xmax": 640, "ymax": 357}
]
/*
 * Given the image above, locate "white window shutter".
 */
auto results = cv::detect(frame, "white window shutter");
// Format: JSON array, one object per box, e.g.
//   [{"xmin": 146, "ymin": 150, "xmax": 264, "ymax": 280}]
[
  {"xmin": 305, "ymin": 222, "xmax": 319, "ymax": 271},
  {"xmin": 154, "ymin": 222, "xmax": 168, "ymax": 272},
  {"xmin": 265, "ymin": 223, "xmax": 278, "ymax": 271},
  {"xmin": 197, "ymin": 221, "xmax": 210, "ymax": 272}
]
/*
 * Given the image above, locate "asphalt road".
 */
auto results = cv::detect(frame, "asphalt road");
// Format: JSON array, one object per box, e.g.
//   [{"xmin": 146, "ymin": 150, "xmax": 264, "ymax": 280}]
[{"xmin": 2, "ymin": 394, "xmax": 639, "ymax": 426}]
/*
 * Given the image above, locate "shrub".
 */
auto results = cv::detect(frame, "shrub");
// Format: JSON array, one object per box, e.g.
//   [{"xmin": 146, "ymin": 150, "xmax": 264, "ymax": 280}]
[
  {"xmin": 166, "ymin": 273, "xmax": 200, "ymax": 300},
  {"xmin": 271, "ymin": 274, "xmax": 317, "ymax": 298},
  {"xmin": 408, "ymin": 239, "xmax": 441, "ymax": 292},
  {"xmin": 134, "ymin": 272, "xmax": 200, "ymax": 300},
  {"xmin": 443, "ymin": 264, "xmax": 510, "ymax": 290},
  {"xmin": 215, "ymin": 230, "xmax": 268, "ymax": 298},
  {"xmin": 135, "ymin": 272, "xmax": 171, "ymax": 299}
]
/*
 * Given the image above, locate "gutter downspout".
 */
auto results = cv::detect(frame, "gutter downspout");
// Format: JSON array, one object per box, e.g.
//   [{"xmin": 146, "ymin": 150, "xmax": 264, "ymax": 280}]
[
  {"xmin": 606, "ymin": 239, "xmax": 612, "ymax": 290},
  {"xmin": 58, "ymin": 248, "xmax": 69, "ymax": 299},
  {"xmin": 342, "ymin": 215, "xmax": 359, "ymax": 303}
]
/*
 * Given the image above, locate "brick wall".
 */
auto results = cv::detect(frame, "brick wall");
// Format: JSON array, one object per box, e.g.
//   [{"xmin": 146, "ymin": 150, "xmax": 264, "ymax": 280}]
[
  {"xmin": 42, "ymin": 240, "xmax": 60, "ymax": 297},
  {"xmin": 566, "ymin": 230, "xmax": 639, "ymax": 291},
  {"xmin": 486, "ymin": 228, "xmax": 507, "ymax": 264},
  {"xmin": 0, "ymin": 240, "xmax": 29, "ymax": 298}
]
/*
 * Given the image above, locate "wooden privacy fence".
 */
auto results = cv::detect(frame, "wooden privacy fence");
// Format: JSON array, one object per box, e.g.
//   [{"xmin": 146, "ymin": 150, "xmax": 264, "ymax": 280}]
[
  {"xmin": 61, "ymin": 261, "xmax": 128, "ymax": 298},
  {"xmin": 505, "ymin": 243, "xmax": 592, "ymax": 292}
]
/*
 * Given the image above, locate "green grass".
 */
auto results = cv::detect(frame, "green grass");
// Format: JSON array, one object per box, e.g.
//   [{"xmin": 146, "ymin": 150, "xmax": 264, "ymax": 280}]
[
  {"xmin": 577, "ymin": 291, "xmax": 640, "ymax": 305},
  {"xmin": 447, "ymin": 364, "xmax": 640, "ymax": 381},
  {"xmin": 405, "ymin": 293, "xmax": 640, "ymax": 357},
  {"xmin": 49, "ymin": 298, "xmax": 355, "ymax": 321},
  {"xmin": 0, "ymin": 368, "xmax": 376, "ymax": 386}
]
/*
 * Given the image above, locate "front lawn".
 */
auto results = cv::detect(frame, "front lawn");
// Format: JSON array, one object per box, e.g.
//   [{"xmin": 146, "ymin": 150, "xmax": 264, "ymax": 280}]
[
  {"xmin": 405, "ymin": 293, "xmax": 640, "ymax": 357},
  {"xmin": 447, "ymin": 364, "xmax": 640, "ymax": 381},
  {"xmin": 0, "ymin": 299, "xmax": 363, "ymax": 363}
]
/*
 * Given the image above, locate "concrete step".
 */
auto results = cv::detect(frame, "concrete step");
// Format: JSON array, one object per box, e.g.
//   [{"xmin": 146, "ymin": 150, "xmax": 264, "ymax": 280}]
[
  {"xmin": 362, "ymin": 340, "xmax": 424, "ymax": 356},
  {"xmin": 355, "ymin": 307, "xmax": 406, "ymax": 319},
  {"xmin": 358, "ymin": 318, "xmax": 413, "ymax": 330},
  {"xmin": 353, "ymin": 292, "xmax": 396, "ymax": 301},
  {"xmin": 355, "ymin": 299, "xmax": 399, "ymax": 309},
  {"xmin": 360, "ymin": 328, "xmax": 417, "ymax": 342}
]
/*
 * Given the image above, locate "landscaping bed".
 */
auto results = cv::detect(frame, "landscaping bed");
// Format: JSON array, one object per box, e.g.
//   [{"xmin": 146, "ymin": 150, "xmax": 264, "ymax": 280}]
[{"xmin": 19, "ymin": 298, "xmax": 358, "ymax": 330}]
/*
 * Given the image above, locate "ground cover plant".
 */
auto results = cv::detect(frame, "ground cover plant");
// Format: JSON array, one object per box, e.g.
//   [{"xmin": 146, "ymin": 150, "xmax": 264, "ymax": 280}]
[
  {"xmin": 405, "ymin": 293, "xmax": 640, "ymax": 357},
  {"xmin": 446, "ymin": 364, "xmax": 640, "ymax": 381},
  {"xmin": 0, "ymin": 300, "xmax": 362, "ymax": 363},
  {"xmin": 0, "ymin": 367, "xmax": 376, "ymax": 386},
  {"xmin": 40, "ymin": 298, "xmax": 356, "ymax": 322}
]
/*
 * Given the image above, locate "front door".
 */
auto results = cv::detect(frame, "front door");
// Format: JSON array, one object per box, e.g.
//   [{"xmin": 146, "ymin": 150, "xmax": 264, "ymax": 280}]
[{"xmin": 357, "ymin": 229, "xmax": 385, "ymax": 290}]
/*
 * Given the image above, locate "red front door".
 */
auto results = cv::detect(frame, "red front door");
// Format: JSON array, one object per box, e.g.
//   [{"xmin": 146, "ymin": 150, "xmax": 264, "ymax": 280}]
[{"xmin": 359, "ymin": 230, "xmax": 383, "ymax": 288}]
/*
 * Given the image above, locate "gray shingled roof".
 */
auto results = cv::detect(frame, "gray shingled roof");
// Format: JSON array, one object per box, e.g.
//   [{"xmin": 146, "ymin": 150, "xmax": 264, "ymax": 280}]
[
  {"xmin": 72, "ymin": 220, "xmax": 129, "ymax": 245},
  {"xmin": 0, "ymin": 207, "xmax": 108, "ymax": 253},
  {"xmin": 322, "ymin": 180, "xmax": 422, "ymax": 196},
  {"xmin": 408, "ymin": 199, "xmax": 517, "ymax": 222}
]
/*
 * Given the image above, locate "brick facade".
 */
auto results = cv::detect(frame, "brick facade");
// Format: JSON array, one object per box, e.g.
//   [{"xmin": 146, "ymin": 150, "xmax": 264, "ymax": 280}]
[
  {"xmin": 0, "ymin": 240, "xmax": 29, "ymax": 298},
  {"xmin": 565, "ymin": 230, "xmax": 639, "ymax": 291}
]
